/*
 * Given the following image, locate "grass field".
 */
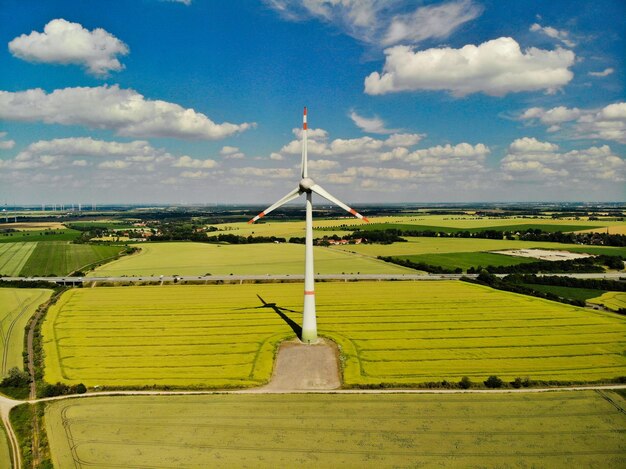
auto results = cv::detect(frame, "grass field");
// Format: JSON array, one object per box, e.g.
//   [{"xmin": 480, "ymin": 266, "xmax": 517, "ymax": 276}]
[
  {"xmin": 395, "ymin": 251, "xmax": 536, "ymax": 271},
  {"xmin": 217, "ymin": 215, "xmax": 625, "ymax": 238},
  {"xmin": 521, "ymin": 284, "xmax": 606, "ymax": 302},
  {"xmin": 43, "ymin": 282, "xmax": 626, "ymax": 387},
  {"xmin": 0, "ymin": 423, "xmax": 9, "ymax": 469},
  {"xmin": 0, "ymin": 242, "xmax": 37, "ymax": 276},
  {"xmin": 589, "ymin": 292, "xmax": 626, "ymax": 311},
  {"xmin": 88, "ymin": 242, "xmax": 413, "ymax": 277},
  {"xmin": 330, "ymin": 237, "xmax": 626, "ymax": 259},
  {"xmin": 45, "ymin": 391, "xmax": 626, "ymax": 468},
  {"xmin": 0, "ymin": 288, "xmax": 52, "ymax": 375},
  {"xmin": 19, "ymin": 242, "xmax": 123, "ymax": 276},
  {"xmin": 0, "ymin": 229, "xmax": 80, "ymax": 243},
  {"xmin": 331, "ymin": 222, "xmax": 601, "ymax": 234}
]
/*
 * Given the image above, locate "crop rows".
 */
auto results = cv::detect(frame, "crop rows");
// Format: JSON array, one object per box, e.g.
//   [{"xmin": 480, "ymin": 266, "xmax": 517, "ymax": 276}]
[
  {"xmin": 89, "ymin": 242, "xmax": 411, "ymax": 277},
  {"xmin": 45, "ymin": 391, "xmax": 626, "ymax": 468},
  {"xmin": 19, "ymin": 242, "xmax": 122, "ymax": 276},
  {"xmin": 590, "ymin": 291, "xmax": 626, "ymax": 311},
  {"xmin": 0, "ymin": 288, "xmax": 52, "ymax": 374},
  {"xmin": 43, "ymin": 282, "xmax": 626, "ymax": 387},
  {"xmin": 314, "ymin": 282, "xmax": 626, "ymax": 385},
  {"xmin": 0, "ymin": 242, "xmax": 37, "ymax": 276},
  {"xmin": 42, "ymin": 284, "xmax": 305, "ymax": 387}
]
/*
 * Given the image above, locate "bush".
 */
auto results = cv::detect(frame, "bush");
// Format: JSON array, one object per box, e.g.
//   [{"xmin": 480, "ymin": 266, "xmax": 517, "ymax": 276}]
[
  {"xmin": 484, "ymin": 375, "xmax": 504, "ymax": 388},
  {"xmin": 511, "ymin": 377, "xmax": 523, "ymax": 388},
  {"xmin": 459, "ymin": 376, "xmax": 472, "ymax": 389},
  {"xmin": 0, "ymin": 367, "xmax": 30, "ymax": 387}
]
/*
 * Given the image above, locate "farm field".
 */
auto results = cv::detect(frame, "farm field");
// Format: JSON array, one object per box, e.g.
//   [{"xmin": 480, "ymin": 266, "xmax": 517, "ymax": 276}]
[
  {"xmin": 0, "ymin": 229, "xmax": 80, "ymax": 243},
  {"xmin": 0, "ymin": 242, "xmax": 37, "ymax": 276},
  {"xmin": 0, "ymin": 288, "xmax": 52, "ymax": 374},
  {"xmin": 589, "ymin": 292, "xmax": 626, "ymax": 311},
  {"xmin": 330, "ymin": 237, "xmax": 626, "ymax": 259},
  {"xmin": 0, "ymin": 424, "xmax": 9, "ymax": 469},
  {"xmin": 45, "ymin": 391, "xmax": 626, "ymax": 468},
  {"xmin": 521, "ymin": 284, "xmax": 605, "ymax": 302},
  {"xmin": 19, "ymin": 241, "xmax": 123, "ymax": 277},
  {"xmin": 43, "ymin": 282, "xmax": 626, "ymax": 387},
  {"xmin": 395, "ymin": 251, "xmax": 536, "ymax": 271},
  {"xmin": 42, "ymin": 284, "xmax": 302, "ymax": 387},
  {"xmin": 328, "ymin": 222, "xmax": 602, "ymax": 234},
  {"xmin": 88, "ymin": 242, "xmax": 413, "ymax": 277},
  {"xmin": 218, "ymin": 215, "xmax": 625, "ymax": 237}
]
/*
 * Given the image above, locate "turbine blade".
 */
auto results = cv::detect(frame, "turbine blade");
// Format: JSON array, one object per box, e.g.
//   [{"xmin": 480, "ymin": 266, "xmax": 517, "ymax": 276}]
[
  {"xmin": 310, "ymin": 184, "xmax": 369, "ymax": 222},
  {"xmin": 301, "ymin": 106, "xmax": 308, "ymax": 179},
  {"xmin": 248, "ymin": 187, "xmax": 301, "ymax": 223}
]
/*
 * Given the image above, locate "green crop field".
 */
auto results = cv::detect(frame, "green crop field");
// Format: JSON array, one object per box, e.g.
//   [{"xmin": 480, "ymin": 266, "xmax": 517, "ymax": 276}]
[
  {"xmin": 0, "ymin": 424, "xmax": 9, "ymax": 469},
  {"xmin": 395, "ymin": 251, "xmax": 536, "ymax": 271},
  {"xmin": 217, "ymin": 215, "xmax": 625, "ymax": 238},
  {"xmin": 45, "ymin": 391, "xmax": 626, "ymax": 468},
  {"xmin": 0, "ymin": 242, "xmax": 37, "ymax": 276},
  {"xmin": 88, "ymin": 242, "xmax": 413, "ymax": 277},
  {"xmin": 329, "ymin": 222, "xmax": 601, "ymax": 234},
  {"xmin": 43, "ymin": 282, "xmax": 626, "ymax": 387},
  {"xmin": 589, "ymin": 292, "xmax": 626, "ymax": 311},
  {"xmin": 0, "ymin": 229, "xmax": 80, "ymax": 243},
  {"xmin": 0, "ymin": 288, "xmax": 51, "ymax": 374},
  {"xmin": 330, "ymin": 236, "xmax": 626, "ymax": 259},
  {"xmin": 19, "ymin": 241, "xmax": 123, "ymax": 277},
  {"xmin": 521, "ymin": 284, "xmax": 606, "ymax": 302}
]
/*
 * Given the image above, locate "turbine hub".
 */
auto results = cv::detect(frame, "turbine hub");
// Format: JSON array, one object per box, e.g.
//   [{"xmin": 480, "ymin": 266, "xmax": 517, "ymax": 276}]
[{"xmin": 299, "ymin": 177, "xmax": 315, "ymax": 192}]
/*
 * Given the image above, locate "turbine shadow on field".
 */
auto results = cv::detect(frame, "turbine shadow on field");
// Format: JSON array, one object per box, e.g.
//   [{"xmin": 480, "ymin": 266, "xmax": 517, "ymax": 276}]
[{"xmin": 255, "ymin": 294, "xmax": 302, "ymax": 339}]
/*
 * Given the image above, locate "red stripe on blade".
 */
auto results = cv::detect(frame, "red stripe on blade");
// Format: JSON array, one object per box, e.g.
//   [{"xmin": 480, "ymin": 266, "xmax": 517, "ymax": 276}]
[
  {"xmin": 303, "ymin": 123, "xmax": 307, "ymax": 130},
  {"xmin": 349, "ymin": 208, "xmax": 357, "ymax": 215},
  {"xmin": 304, "ymin": 290, "xmax": 315, "ymax": 295}
]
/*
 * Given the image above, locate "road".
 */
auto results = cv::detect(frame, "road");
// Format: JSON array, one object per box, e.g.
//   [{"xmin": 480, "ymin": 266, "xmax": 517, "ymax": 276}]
[{"xmin": 3, "ymin": 272, "xmax": 625, "ymax": 285}]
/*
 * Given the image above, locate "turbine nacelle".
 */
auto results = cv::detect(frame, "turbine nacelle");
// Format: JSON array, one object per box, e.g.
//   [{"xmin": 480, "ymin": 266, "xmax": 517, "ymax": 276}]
[{"xmin": 299, "ymin": 177, "xmax": 316, "ymax": 193}]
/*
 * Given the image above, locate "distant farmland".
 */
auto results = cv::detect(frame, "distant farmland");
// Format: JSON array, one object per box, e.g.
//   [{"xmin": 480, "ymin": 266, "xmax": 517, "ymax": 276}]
[
  {"xmin": 43, "ymin": 282, "xmax": 626, "ymax": 387},
  {"xmin": 45, "ymin": 391, "xmax": 626, "ymax": 468},
  {"xmin": 330, "ymin": 237, "xmax": 626, "ymax": 259},
  {"xmin": 0, "ymin": 242, "xmax": 37, "ymax": 276},
  {"xmin": 88, "ymin": 242, "xmax": 413, "ymax": 277},
  {"xmin": 0, "ymin": 241, "xmax": 123, "ymax": 276}
]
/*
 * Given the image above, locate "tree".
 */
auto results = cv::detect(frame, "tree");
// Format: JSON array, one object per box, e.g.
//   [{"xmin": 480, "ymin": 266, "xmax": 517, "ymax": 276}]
[
  {"xmin": 459, "ymin": 376, "xmax": 472, "ymax": 389},
  {"xmin": 484, "ymin": 375, "xmax": 504, "ymax": 388}
]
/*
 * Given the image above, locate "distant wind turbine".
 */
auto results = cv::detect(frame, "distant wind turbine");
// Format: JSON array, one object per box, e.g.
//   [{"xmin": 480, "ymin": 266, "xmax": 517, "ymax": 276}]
[{"xmin": 248, "ymin": 107, "xmax": 369, "ymax": 344}]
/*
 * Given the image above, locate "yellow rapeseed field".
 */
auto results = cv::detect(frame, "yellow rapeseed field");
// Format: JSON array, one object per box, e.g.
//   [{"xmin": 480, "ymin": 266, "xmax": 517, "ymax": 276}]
[{"xmin": 42, "ymin": 282, "xmax": 626, "ymax": 387}]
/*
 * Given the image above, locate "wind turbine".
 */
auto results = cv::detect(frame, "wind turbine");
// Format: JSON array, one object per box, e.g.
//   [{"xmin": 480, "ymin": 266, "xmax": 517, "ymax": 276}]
[{"xmin": 248, "ymin": 107, "xmax": 369, "ymax": 344}]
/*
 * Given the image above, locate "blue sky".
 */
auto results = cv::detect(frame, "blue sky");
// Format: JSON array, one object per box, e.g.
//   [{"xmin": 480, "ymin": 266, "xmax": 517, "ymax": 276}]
[{"xmin": 0, "ymin": 0, "xmax": 624, "ymax": 205}]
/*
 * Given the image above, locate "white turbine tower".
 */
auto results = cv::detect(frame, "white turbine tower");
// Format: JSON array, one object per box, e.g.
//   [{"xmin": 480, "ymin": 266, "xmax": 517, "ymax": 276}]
[{"xmin": 248, "ymin": 107, "xmax": 369, "ymax": 344}]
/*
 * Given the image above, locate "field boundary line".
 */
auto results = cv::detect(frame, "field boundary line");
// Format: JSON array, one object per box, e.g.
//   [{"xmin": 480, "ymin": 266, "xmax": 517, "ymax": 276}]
[{"xmin": 26, "ymin": 383, "xmax": 626, "ymax": 403}]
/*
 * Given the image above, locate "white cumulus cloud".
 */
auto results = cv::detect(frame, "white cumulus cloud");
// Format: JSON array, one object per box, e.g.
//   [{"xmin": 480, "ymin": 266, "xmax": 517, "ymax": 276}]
[
  {"xmin": 9, "ymin": 19, "xmax": 129, "ymax": 76},
  {"xmin": 266, "ymin": 0, "xmax": 480, "ymax": 47},
  {"xmin": 364, "ymin": 37, "xmax": 575, "ymax": 97},
  {"xmin": 173, "ymin": 155, "xmax": 217, "ymax": 168},
  {"xmin": 383, "ymin": 0, "xmax": 482, "ymax": 46},
  {"xmin": 502, "ymin": 139, "xmax": 624, "ymax": 182},
  {"xmin": 0, "ymin": 132, "xmax": 15, "ymax": 150},
  {"xmin": 529, "ymin": 22, "xmax": 576, "ymax": 48},
  {"xmin": 0, "ymin": 85, "xmax": 254, "ymax": 140},
  {"xmin": 588, "ymin": 68, "xmax": 614, "ymax": 77},
  {"xmin": 349, "ymin": 110, "xmax": 398, "ymax": 134},
  {"xmin": 521, "ymin": 102, "xmax": 626, "ymax": 143}
]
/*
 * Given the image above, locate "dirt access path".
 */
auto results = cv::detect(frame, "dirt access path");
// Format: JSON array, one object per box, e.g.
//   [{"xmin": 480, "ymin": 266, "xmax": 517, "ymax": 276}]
[{"xmin": 257, "ymin": 338, "xmax": 341, "ymax": 391}]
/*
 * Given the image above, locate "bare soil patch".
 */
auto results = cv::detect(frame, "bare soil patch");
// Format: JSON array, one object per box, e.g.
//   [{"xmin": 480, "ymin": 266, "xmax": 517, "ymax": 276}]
[
  {"xmin": 261, "ymin": 338, "xmax": 341, "ymax": 391},
  {"xmin": 491, "ymin": 248, "xmax": 593, "ymax": 261}
]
